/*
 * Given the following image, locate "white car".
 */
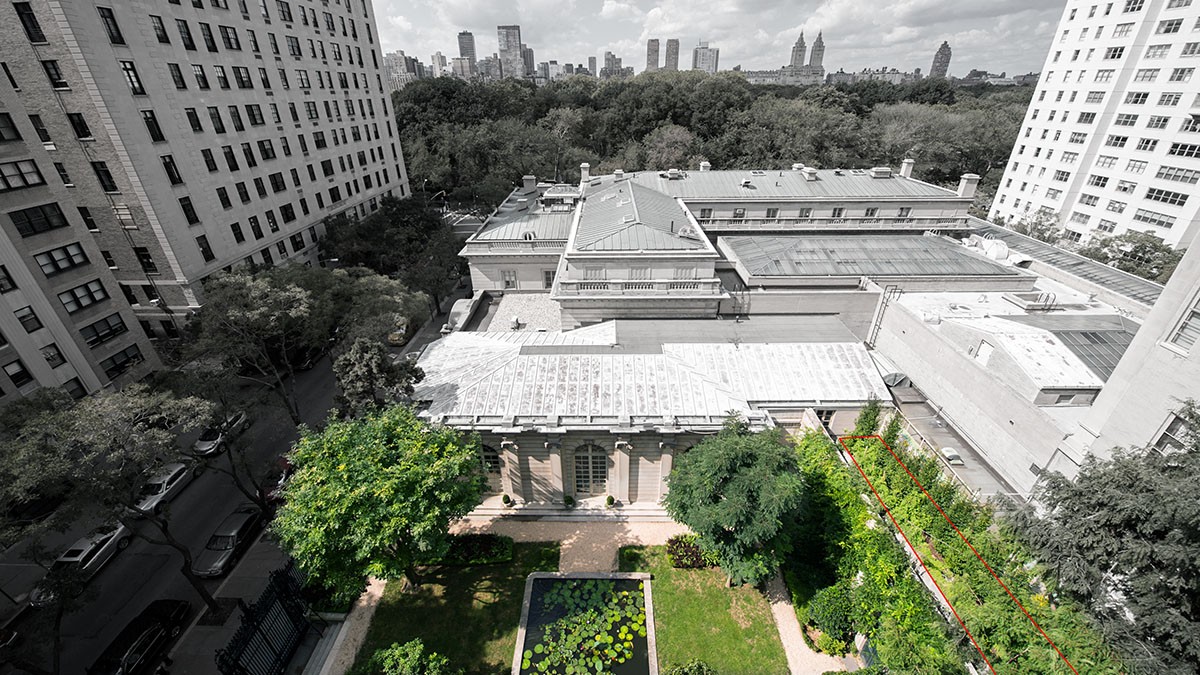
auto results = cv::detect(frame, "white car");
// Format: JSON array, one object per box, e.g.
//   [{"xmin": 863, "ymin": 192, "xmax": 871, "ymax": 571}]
[
  {"xmin": 132, "ymin": 463, "xmax": 197, "ymax": 515},
  {"xmin": 29, "ymin": 522, "xmax": 131, "ymax": 606},
  {"xmin": 192, "ymin": 411, "xmax": 250, "ymax": 456}
]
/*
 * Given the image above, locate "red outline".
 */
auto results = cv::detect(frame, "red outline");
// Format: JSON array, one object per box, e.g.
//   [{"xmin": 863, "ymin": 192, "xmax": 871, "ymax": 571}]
[{"xmin": 837, "ymin": 435, "xmax": 1080, "ymax": 675}]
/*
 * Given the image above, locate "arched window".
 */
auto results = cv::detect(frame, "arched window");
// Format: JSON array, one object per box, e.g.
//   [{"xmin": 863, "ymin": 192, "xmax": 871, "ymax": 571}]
[
  {"xmin": 573, "ymin": 443, "xmax": 607, "ymax": 495},
  {"xmin": 522, "ymin": 231, "xmax": 536, "ymax": 241}
]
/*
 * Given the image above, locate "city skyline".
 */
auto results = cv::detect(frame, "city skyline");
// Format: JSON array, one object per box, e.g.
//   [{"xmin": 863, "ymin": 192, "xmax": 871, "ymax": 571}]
[{"xmin": 372, "ymin": 0, "xmax": 1060, "ymax": 77}]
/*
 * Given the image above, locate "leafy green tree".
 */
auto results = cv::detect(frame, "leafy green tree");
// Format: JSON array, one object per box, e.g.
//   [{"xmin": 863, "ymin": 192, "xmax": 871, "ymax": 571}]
[
  {"xmin": 359, "ymin": 639, "xmax": 459, "ymax": 675},
  {"xmin": 1077, "ymin": 231, "xmax": 1184, "ymax": 283},
  {"xmin": 663, "ymin": 415, "xmax": 805, "ymax": 586},
  {"xmin": 333, "ymin": 337, "xmax": 424, "ymax": 418},
  {"xmin": 273, "ymin": 406, "xmax": 485, "ymax": 600},
  {"xmin": 1007, "ymin": 402, "xmax": 1200, "ymax": 674},
  {"xmin": 1009, "ymin": 210, "xmax": 1062, "ymax": 244}
]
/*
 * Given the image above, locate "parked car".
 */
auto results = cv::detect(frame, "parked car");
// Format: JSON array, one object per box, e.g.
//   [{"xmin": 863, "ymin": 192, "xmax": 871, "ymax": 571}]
[
  {"xmin": 191, "ymin": 504, "xmax": 264, "ymax": 578},
  {"xmin": 192, "ymin": 411, "xmax": 251, "ymax": 456},
  {"xmin": 29, "ymin": 522, "xmax": 131, "ymax": 607},
  {"xmin": 132, "ymin": 463, "xmax": 197, "ymax": 516},
  {"xmin": 86, "ymin": 599, "xmax": 191, "ymax": 675},
  {"xmin": 258, "ymin": 456, "xmax": 295, "ymax": 509}
]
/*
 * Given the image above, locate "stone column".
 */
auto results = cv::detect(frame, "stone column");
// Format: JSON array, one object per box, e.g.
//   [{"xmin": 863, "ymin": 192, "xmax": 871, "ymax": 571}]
[
  {"xmin": 500, "ymin": 438, "xmax": 520, "ymax": 501},
  {"xmin": 613, "ymin": 438, "xmax": 631, "ymax": 504},
  {"xmin": 545, "ymin": 437, "xmax": 564, "ymax": 503},
  {"xmin": 658, "ymin": 438, "xmax": 675, "ymax": 503}
]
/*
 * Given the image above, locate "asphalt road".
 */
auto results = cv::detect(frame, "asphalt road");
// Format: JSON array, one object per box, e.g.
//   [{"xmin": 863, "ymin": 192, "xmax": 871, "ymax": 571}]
[{"xmin": 4, "ymin": 357, "xmax": 337, "ymax": 674}]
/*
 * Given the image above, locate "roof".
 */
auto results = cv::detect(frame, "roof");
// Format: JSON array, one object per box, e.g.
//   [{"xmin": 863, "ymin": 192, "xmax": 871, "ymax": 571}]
[
  {"xmin": 471, "ymin": 182, "xmax": 575, "ymax": 241},
  {"xmin": 610, "ymin": 316, "xmax": 858, "ymax": 344},
  {"xmin": 955, "ymin": 317, "xmax": 1106, "ymax": 389},
  {"xmin": 583, "ymin": 169, "xmax": 961, "ymax": 201},
  {"xmin": 1000, "ymin": 314, "xmax": 1138, "ymax": 381},
  {"xmin": 574, "ymin": 181, "xmax": 707, "ymax": 251},
  {"xmin": 975, "ymin": 222, "xmax": 1163, "ymax": 306},
  {"xmin": 722, "ymin": 235, "xmax": 1021, "ymax": 277},
  {"xmin": 414, "ymin": 325, "xmax": 887, "ymax": 426}
]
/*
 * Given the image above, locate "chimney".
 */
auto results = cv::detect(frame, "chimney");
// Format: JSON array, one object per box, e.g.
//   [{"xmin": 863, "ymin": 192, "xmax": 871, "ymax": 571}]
[
  {"xmin": 699, "ymin": 161, "xmax": 712, "ymax": 172},
  {"xmin": 801, "ymin": 167, "xmax": 818, "ymax": 182},
  {"xmin": 580, "ymin": 162, "xmax": 591, "ymax": 182},
  {"xmin": 522, "ymin": 175, "xmax": 537, "ymax": 191},
  {"xmin": 869, "ymin": 167, "xmax": 892, "ymax": 178},
  {"xmin": 957, "ymin": 173, "xmax": 981, "ymax": 199},
  {"xmin": 899, "ymin": 158, "xmax": 915, "ymax": 178},
  {"xmin": 791, "ymin": 163, "xmax": 804, "ymax": 171},
  {"xmin": 614, "ymin": 169, "xmax": 625, "ymax": 180}
]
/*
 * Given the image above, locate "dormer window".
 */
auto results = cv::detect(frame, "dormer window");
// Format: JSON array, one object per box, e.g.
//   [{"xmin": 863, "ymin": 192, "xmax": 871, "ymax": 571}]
[{"xmin": 522, "ymin": 232, "xmax": 536, "ymax": 241}]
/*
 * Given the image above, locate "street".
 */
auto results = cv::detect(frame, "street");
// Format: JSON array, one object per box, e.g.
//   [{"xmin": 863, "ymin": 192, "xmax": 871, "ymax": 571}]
[{"xmin": 2, "ymin": 357, "xmax": 337, "ymax": 675}]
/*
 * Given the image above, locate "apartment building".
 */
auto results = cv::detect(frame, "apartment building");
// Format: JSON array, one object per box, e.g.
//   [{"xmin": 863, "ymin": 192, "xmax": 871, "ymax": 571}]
[
  {"xmin": 0, "ymin": 0, "xmax": 408, "ymax": 403},
  {"xmin": 989, "ymin": 0, "xmax": 1200, "ymax": 248}
]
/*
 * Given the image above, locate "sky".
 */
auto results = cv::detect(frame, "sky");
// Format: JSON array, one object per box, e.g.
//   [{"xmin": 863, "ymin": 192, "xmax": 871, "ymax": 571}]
[{"xmin": 373, "ymin": 0, "xmax": 1063, "ymax": 76}]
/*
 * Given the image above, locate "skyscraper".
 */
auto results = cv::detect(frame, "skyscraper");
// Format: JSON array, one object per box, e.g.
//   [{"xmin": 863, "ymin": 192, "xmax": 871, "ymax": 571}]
[
  {"xmin": 588, "ymin": 56, "xmax": 598, "ymax": 76},
  {"xmin": 521, "ymin": 44, "xmax": 535, "ymax": 77},
  {"xmin": 930, "ymin": 41, "xmax": 952, "ymax": 78},
  {"xmin": 646, "ymin": 39, "xmax": 660, "ymax": 72},
  {"xmin": 458, "ymin": 30, "xmax": 477, "ymax": 70},
  {"xmin": 692, "ymin": 40, "xmax": 719, "ymax": 74},
  {"xmin": 988, "ymin": 3, "xmax": 1200, "ymax": 248},
  {"xmin": 808, "ymin": 32, "xmax": 825, "ymax": 70},
  {"xmin": 790, "ymin": 33, "xmax": 807, "ymax": 69},
  {"xmin": 497, "ymin": 25, "xmax": 524, "ymax": 79},
  {"xmin": 0, "ymin": 0, "xmax": 407, "ymax": 400},
  {"xmin": 665, "ymin": 39, "xmax": 680, "ymax": 71}
]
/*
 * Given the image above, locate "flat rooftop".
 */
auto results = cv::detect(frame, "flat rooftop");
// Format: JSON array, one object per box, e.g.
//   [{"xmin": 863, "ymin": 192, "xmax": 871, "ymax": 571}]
[
  {"xmin": 722, "ymin": 235, "xmax": 1021, "ymax": 277},
  {"xmin": 583, "ymin": 169, "xmax": 961, "ymax": 201}
]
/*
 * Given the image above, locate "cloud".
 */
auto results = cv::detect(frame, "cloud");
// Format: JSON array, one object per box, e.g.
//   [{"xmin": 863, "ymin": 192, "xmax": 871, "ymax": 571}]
[{"xmin": 371, "ymin": 0, "xmax": 1059, "ymax": 77}]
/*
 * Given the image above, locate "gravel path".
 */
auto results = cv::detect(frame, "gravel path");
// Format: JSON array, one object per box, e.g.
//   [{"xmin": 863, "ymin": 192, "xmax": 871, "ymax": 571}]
[
  {"xmin": 450, "ymin": 518, "xmax": 690, "ymax": 572},
  {"xmin": 765, "ymin": 574, "xmax": 848, "ymax": 673}
]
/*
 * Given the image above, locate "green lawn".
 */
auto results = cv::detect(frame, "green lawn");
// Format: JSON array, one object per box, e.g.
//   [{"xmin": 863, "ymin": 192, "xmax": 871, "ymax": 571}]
[
  {"xmin": 354, "ymin": 542, "xmax": 561, "ymax": 675},
  {"xmin": 618, "ymin": 546, "xmax": 789, "ymax": 675}
]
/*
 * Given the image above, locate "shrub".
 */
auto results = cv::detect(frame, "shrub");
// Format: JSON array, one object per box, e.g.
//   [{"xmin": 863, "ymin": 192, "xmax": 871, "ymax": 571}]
[
  {"xmin": 421, "ymin": 534, "xmax": 513, "ymax": 566},
  {"xmin": 814, "ymin": 632, "xmax": 850, "ymax": 656},
  {"xmin": 563, "ymin": 495, "xmax": 575, "ymax": 507},
  {"xmin": 606, "ymin": 494, "xmax": 615, "ymax": 507},
  {"xmin": 808, "ymin": 581, "xmax": 855, "ymax": 644},
  {"xmin": 665, "ymin": 534, "xmax": 716, "ymax": 568},
  {"xmin": 664, "ymin": 661, "xmax": 718, "ymax": 675},
  {"xmin": 361, "ymin": 638, "xmax": 459, "ymax": 675}
]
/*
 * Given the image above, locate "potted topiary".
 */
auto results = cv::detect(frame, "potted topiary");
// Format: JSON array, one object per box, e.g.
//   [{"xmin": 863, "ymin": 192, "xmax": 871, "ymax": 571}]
[
  {"xmin": 563, "ymin": 495, "xmax": 575, "ymax": 508},
  {"xmin": 605, "ymin": 495, "xmax": 616, "ymax": 508},
  {"xmin": 502, "ymin": 493, "xmax": 513, "ymax": 507}
]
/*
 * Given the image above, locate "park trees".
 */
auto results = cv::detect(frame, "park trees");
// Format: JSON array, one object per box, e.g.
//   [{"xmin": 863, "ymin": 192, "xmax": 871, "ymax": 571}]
[
  {"xmin": 663, "ymin": 415, "xmax": 805, "ymax": 586},
  {"xmin": 1077, "ymin": 230, "xmax": 1184, "ymax": 283},
  {"xmin": 1007, "ymin": 402, "xmax": 1200, "ymax": 674},
  {"xmin": 332, "ymin": 338, "xmax": 424, "ymax": 418},
  {"xmin": 273, "ymin": 406, "xmax": 485, "ymax": 601}
]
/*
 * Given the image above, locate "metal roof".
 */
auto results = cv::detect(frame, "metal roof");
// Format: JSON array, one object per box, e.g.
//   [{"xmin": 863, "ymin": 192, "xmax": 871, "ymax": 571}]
[
  {"xmin": 955, "ymin": 317, "xmax": 1106, "ymax": 389},
  {"xmin": 1000, "ymin": 314, "xmax": 1138, "ymax": 381},
  {"xmin": 723, "ymin": 235, "xmax": 1021, "ymax": 277},
  {"xmin": 574, "ymin": 181, "xmax": 707, "ymax": 251},
  {"xmin": 976, "ymin": 222, "xmax": 1163, "ymax": 307},
  {"xmin": 583, "ymin": 169, "xmax": 962, "ymax": 201}
]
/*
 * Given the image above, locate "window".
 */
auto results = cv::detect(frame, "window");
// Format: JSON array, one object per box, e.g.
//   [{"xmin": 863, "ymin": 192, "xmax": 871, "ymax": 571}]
[
  {"xmin": 1148, "ymin": 115, "xmax": 1170, "ymax": 129},
  {"xmin": 1085, "ymin": 91, "xmax": 1105, "ymax": 103},
  {"xmin": 1079, "ymin": 193, "xmax": 1099, "ymax": 206},
  {"xmin": 4, "ymin": 360, "xmax": 32, "ymax": 388},
  {"xmin": 233, "ymin": 66, "xmax": 253, "ymax": 88},
  {"xmin": 9, "ymin": 202, "xmax": 68, "ymax": 238},
  {"xmin": 193, "ymin": 65, "xmax": 210, "ymax": 90},
  {"xmin": 248, "ymin": 216, "xmax": 263, "ymax": 238},
  {"xmin": 1160, "ymin": 92, "xmax": 1183, "ymax": 106},
  {"xmin": 133, "ymin": 247, "xmax": 157, "ymax": 273},
  {"xmin": 1113, "ymin": 23, "xmax": 1134, "ymax": 37},
  {"xmin": 15, "ymin": 2, "xmax": 46, "ymax": 42},
  {"xmin": 246, "ymin": 104, "xmax": 265, "ymax": 127},
  {"xmin": 1045, "ymin": 188, "xmax": 1062, "ymax": 199},
  {"xmin": 58, "ymin": 279, "xmax": 109, "ymax": 313},
  {"xmin": 1171, "ymin": 68, "xmax": 1195, "ymax": 83},
  {"xmin": 208, "ymin": 107, "xmax": 225, "ymax": 134},
  {"xmin": 26, "ymin": 115, "xmax": 50, "ymax": 144},
  {"xmin": 1097, "ymin": 219, "xmax": 1116, "ymax": 233},
  {"xmin": 0, "ymin": 159, "xmax": 44, "ymax": 192},
  {"xmin": 76, "ymin": 206, "xmax": 97, "ymax": 232},
  {"xmin": 1087, "ymin": 175, "xmax": 1109, "ymax": 187},
  {"xmin": 1135, "ymin": 138, "xmax": 1158, "ymax": 152},
  {"xmin": 1104, "ymin": 46, "xmax": 1125, "ymax": 59},
  {"xmin": 1062, "ymin": 151, "xmax": 1079, "ymax": 164},
  {"xmin": 1127, "ymin": 159, "xmax": 1148, "ymax": 173},
  {"xmin": 196, "ymin": 235, "xmax": 215, "ymax": 262},
  {"xmin": 92, "ymin": 162, "xmax": 118, "ymax": 192},
  {"xmin": 202, "ymin": 149, "xmax": 218, "ymax": 172},
  {"xmin": 228, "ymin": 106, "xmax": 244, "ymax": 132},
  {"xmin": 269, "ymin": 172, "xmax": 285, "ymax": 192},
  {"xmin": 100, "ymin": 345, "xmax": 143, "ymax": 379},
  {"xmin": 98, "ymin": 7, "xmax": 124, "ymax": 44},
  {"xmin": 1156, "ymin": 165, "xmax": 1200, "ymax": 183},
  {"xmin": 1132, "ymin": 208, "xmax": 1176, "ymax": 228},
  {"xmin": 0, "ymin": 265, "xmax": 14, "ymax": 293},
  {"xmin": 139, "ymin": 110, "xmax": 166, "ymax": 143},
  {"xmin": 213, "ymin": 65, "xmax": 229, "ymax": 89},
  {"xmin": 1126, "ymin": 92, "xmax": 1148, "ymax": 104},
  {"xmin": 35, "ymin": 242, "xmax": 88, "ymax": 275},
  {"xmin": 100, "ymin": 250, "xmax": 116, "ymax": 268},
  {"xmin": 66, "ymin": 112, "xmax": 92, "ymax": 139},
  {"xmin": 80, "ymin": 313, "xmax": 127, "ymax": 347},
  {"xmin": 230, "ymin": 222, "xmax": 245, "ymax": 244},
  {"xmin": 1114, "ymin": 115, "xmax": 1139, "ymax": 129},
  {"xmin": 0, "ymin": 113, "xmax": 19, "ymax": 142},
  {"xmin": 1170, "ymin": 294, "xmax": 1200, "ymax": 350},
  {"xmin": 219, "ymin": 25, "xmax": 241, "ymax": 50},
  {"xmin": 1169, "ymin": 142, "xmax": 1200, "ymax": 157},
  {"xmin": 1134, "ymin": 68, "xmax": 1160, "ymax": 81},
  {"xmin": 151, "ymin": 15, "xmax": 170, "ymax": 43},
  {"xmin": 242, "ymin": 143, "xmax": 257, "ymax": 168},
  {"xmin": 41, "ymin": 343, "xmax": 65, "ymax": 368},
  {"xmin": 179, "ymin": 196, "xmax": 199, "ymax": 224},
  {"xmin": 1146, "ymin": 187, "xmax": 1189, "ymax": 205},
  {"xmin": 1158, "ymin": 18, "xmax": 1183, "ymax": 34},
  {"xmin": 1116, "ymin": 179, "xmax": 1137, "ymax": 193},
  {"xmin": 222, "ymin": 146, "xmax": 239, "ymax": 171},
  {"xmin": 1184, "ymin": 42, "xmax": 1200, "ymax": 56},
  {"xmin": 1146, "ymin": 44, "xmax": 1171, "ymax": 58},
  {"xmin": 168, "ymin": 63, "xmax": 186, "ymax": 89},
  {"xmin": 120, "ymin": 61, "xmax": 144, "ymax": 94},
  {"xmin": 15, "ymin": 305, "xmax": 42, "ymax": 333},
  {"xmin": 296, "ymin": 69, "xmax": 311, "ymax": 88},
  {"xmin": 265, "ymin": 209, "xmax": 278, "ymax": 231},
  {"xmin": 199, "ymin": 22, "xmax": 218, "ymax": 51},
  {"xmin": 41, "ymin": 60, "xmax": 67, "ymax": 89},
  {"xmin": 185, "ymin": 108, "xmax": 203, "ymax": 132},
  {"xmin": 1096, "ymin": 155, "xmax": 1118, "ymax": 168},
  {"xmin": 1069, "ymin": 212, "xmax": 1091, "ymax": 225},
  {"xmin": 287, "ymin": 35, "xmax": 301, "ymax": 57},
  {"xmin": 1169, "ymin": 0, "xmax": 1193, "ymax": 7},
  {"xmin": 257, "ymin": 67, "xmax": 270, "ymax": 88},
  {"xmin": 1053, "ymin": 170, "xmax": 1071, "ymax": 182},
  {"xmin": 1184, "ymin": 117, "xmax": 1200, "ymax": 132},
  {"xmin": 257, "ymin": 139, "xmax": 276, "ymax": 160}
]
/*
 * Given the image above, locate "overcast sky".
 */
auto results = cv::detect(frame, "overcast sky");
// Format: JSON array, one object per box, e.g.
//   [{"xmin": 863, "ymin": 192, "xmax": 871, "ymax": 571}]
[{"xmin": 374, "ymin": 0, "xmax": 1062, "ymax": 76}]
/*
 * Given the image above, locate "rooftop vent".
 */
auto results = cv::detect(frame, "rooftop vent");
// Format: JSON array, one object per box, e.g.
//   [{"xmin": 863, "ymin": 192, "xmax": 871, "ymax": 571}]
[
  {"xmin": 666, "ymin": 168, "xmax": 681, "ymax": 179},
  {"xmin": 699, "ymin": 161, "xmax": 712, "ymax": 172},
  {"xmin": 622, "ymin": 214, "xmax": 635, "ymax": 223},
  {"xmin": 614, "ymin": 169, "xmax": 625, "ymax": 180},
  {"xmin": 751, "ymin": 170, "xmax": 766, "ymax": 176},
  {"xmin": 740, "ymin": 178, "xmax": 753, "ymax": 188},
  {"xmin": 801, "ymin": 167, "xmax": 819, "ymax": 182},
  {"xmin": 833, "ymin": 169, "xmax": 845, "ymax": 176},
  {"xmin": 850, "ymin": 169, "xmax": 868, "ymax": 176},
  {"xmin": 869, "ymin": 167, "xmax": 893, "ymax": 178},
  {"xmin": 791, "ymin": 163, "xmax": 805, "ymax": 171}
]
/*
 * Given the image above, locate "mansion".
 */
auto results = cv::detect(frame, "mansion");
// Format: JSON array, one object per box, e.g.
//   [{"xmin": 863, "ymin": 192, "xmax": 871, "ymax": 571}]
[{"xmin": 413, "ymin": 160, "xmax": 1178, "ymax": 514}]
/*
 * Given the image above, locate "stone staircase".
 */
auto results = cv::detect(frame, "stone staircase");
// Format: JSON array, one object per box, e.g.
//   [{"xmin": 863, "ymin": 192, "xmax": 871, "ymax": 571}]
[{"xmin": 469, "ymin": 499, "xmax": 673, "ymax": 523}]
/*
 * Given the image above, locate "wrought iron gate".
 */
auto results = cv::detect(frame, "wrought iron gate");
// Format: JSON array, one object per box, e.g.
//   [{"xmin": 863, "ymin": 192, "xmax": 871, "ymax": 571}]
[{"xmin": 215, "ymin": 561, "xmax": 315, "ymax": 675}]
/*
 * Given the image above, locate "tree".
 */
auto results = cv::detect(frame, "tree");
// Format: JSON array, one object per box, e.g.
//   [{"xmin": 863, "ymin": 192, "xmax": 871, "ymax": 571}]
[
  {"xmin": 663, "ymin": 414, "xmax": 805, "ymax": 586},
  {"xmin": 333, "ymin": 337, "xmax": 424, "ymax": 418},
  {"xmin": 359, "ymin": 639, "xmax": 459, "ymax": 675},
  {"xmin": 1077, "ymin": 231, "xmax": 1185, "ymax": 283},
  {"xmin": 273, "ymin": 406, "xmax": 485, "ymax": 600},
  {"xmin": 1007, "ymin": 401, "xmax": 1200, "ymax": 674},
  {"xmin": 1009, "ymin": 210, "xmax": 1062, "ymax": 244}
]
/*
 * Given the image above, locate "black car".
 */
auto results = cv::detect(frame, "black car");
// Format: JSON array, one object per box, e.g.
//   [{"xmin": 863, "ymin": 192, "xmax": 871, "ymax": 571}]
[{"xmin": 87, "ymin": 599, "xmax": 191, "ymax": 675}]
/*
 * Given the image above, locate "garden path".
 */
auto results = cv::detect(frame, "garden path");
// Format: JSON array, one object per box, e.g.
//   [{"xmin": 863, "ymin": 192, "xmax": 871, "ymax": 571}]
[
  {"xmin": 449, "ymin": 518, "xmax": 689, "ymax": 572},
  {"xmin": 765, "ymin": 574, "xmax": 849, "ymax": 673}
]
